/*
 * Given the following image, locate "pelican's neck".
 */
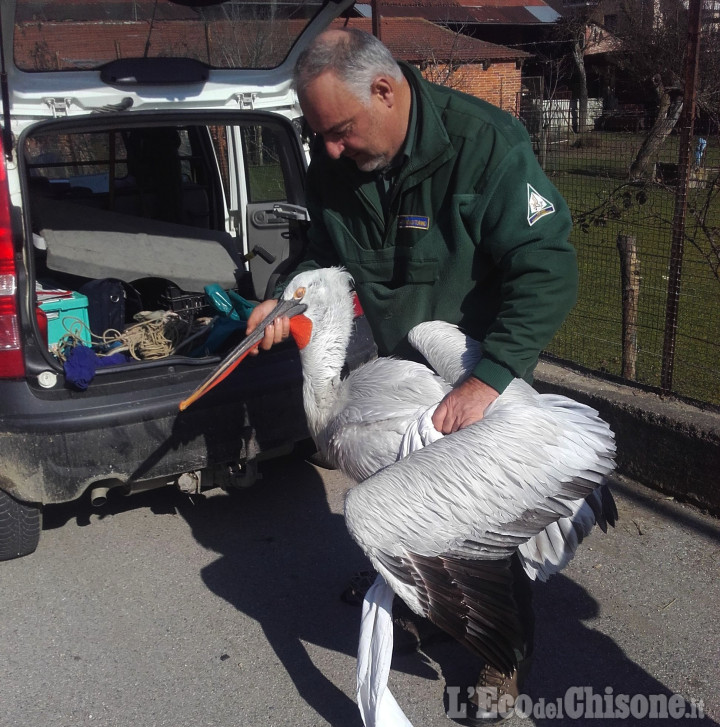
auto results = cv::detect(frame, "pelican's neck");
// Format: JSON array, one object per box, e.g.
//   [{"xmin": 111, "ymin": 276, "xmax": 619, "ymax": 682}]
[{"xmin": 299, "ymin": 304, "xmax": 354, "ymax": 438}]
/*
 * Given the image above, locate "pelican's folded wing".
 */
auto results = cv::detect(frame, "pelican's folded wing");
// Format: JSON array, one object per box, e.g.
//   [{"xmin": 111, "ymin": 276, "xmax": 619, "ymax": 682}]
[
  {"xmin": 408, "ymin": 320, "xmax": 618, "ymax": 582},
  {"xmin": 408, "ymin": 320, "xmax": 482, "ymax": 387},
  {"xmin": 344, "ymin": 388, "xmax": 616, "ymax": 674}
]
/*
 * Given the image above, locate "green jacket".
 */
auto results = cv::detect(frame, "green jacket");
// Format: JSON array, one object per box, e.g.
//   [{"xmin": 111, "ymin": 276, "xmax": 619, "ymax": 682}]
[{"xmin": 292, "ymin": 63, "xmax": 577, "ymax": 394}]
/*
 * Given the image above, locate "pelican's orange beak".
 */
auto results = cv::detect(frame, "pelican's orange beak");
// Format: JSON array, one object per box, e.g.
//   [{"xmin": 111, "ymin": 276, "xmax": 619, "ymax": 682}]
[{"xmin": 179, "ymin": 298, "xmax": 310, "ymax": 411}]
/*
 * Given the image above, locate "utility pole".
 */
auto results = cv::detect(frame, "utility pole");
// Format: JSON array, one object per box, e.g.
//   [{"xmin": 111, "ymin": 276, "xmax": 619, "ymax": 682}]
[
  {"xmin": 371, "ymin": 0, "xmax": 382, "ymax": 40},
  {"xmin": 660, "ymin": 0, "xmax": 702, "ymax": 394}
]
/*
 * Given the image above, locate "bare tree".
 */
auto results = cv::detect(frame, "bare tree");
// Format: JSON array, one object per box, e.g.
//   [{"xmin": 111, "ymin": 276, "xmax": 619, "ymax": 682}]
[
  {"xmin": 418, "ymin": 53, "xmax": 462, "ymax": 90},
  {"xmin": 549, "ymin": 12, "xmax": 605, "ymax": 136},
  {"xmin": 610, "ymin": 0, "xmax": 720, "ymax": 179},
  {"xmin": 628, "ymin": 72, "xmax": 684, "ymax": 179},
  {"xmin": 570, "ymin": 26, "xmax": 590, "ymax": 134}
]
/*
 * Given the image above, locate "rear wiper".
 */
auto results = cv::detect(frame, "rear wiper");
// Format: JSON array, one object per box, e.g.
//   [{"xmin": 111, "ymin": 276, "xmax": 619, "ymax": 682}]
[{"xmin": 100, "ymin": 58, "xmax": 210, "ymax": 86}]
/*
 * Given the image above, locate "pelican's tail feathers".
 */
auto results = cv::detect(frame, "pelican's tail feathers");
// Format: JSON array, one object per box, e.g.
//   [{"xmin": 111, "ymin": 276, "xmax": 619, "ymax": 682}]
[
  {"xmin": 519, "ymin": 520, "xmax": 577, "ymax": 582},
  {"xmin": 552, "ymin": 476, "xmax": 605, "ymax": 500},
  {"xmin": 518, "ymin": 482, "xmax": 618, "ymax": 581},
  {"xmin": 604, "ymin": 482, "xmax": 619, "ymax": 524},
  {"xmin": 586, "ymin": 481, "xmax": 619, "ymax": 533}
]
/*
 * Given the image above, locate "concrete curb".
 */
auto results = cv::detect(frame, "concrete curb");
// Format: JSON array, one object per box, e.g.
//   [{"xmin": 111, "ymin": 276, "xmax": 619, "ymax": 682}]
[{"xmin": 534, "ymin": 359, "xmax": 720, "ymax": 515}]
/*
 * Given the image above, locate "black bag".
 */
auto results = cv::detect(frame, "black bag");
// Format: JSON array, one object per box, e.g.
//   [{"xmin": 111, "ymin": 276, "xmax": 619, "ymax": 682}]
[
  {"xmin": 79, "ymin": 278, "xmax": 142, "ymax": 337},
  {"xmin": 131, "ymin": 277, "xmax": 211, "ymax": 323}
]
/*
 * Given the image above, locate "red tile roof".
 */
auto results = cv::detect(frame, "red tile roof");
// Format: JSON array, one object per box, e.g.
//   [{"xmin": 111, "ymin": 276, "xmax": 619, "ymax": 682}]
[
  {"xmin": 373, "ymin": 0, "xmax": 560, "ymax": 25},
  {"xmin": 14, "ymin": 14, "xmax": 530, "ymax": 71},
  {"xmin": 332, "ymin": 17, "xmax": 532, "ymax": 60}
]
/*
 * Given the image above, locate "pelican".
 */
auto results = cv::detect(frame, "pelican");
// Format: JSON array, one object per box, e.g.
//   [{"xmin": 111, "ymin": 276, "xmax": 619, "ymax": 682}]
[{"xmin": 180, "ymin": 267, "xmax": 617, "ymax": 727}]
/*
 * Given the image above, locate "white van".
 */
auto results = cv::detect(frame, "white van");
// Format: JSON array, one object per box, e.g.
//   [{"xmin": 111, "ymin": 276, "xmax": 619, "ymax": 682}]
[{"xmin": 0, "ymin": 0, "xmax": 374, "ymax": 560}]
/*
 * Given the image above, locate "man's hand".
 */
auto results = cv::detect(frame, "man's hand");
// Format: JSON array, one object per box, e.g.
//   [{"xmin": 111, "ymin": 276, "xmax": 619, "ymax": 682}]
[
  {"xmin": 431, "ymin": 377, "xmax": 499, "ymax": 434},
  {"xmin": 245, "ymin": 298, "xmax": 290, "ymax": 354}
]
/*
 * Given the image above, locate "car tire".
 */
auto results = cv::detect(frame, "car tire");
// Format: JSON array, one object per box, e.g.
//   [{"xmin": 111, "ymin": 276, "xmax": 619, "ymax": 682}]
[{"xmin": 0, "ymin": 489, "xmax": 42, "ymax": 561}]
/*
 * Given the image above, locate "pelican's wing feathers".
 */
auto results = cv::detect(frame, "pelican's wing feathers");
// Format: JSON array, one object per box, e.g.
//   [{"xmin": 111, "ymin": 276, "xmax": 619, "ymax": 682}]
[
  {"xmin": 344, "ymin": 387, "xmax": 616, "ymax": 673},
  {"xmin": 407, "ymin": 319, "xmax": 618, "ymax": 582},
  {"xmin": 318, "ymin": 357, "xmax": 450, "ymax": 482}
]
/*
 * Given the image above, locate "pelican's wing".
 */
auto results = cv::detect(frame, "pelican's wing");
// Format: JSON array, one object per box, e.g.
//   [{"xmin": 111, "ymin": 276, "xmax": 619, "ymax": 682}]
[
  {"xmin": 518, "ymin": 481, "xmax": 617, "ymax": 581},
  {"xmin": 344, "ymin": 388, "xmax": 616, "ymax": 674},
  {"xmin": 318, "ymin": 358, "xmax": 450, "ymax": 482},
  {"xmin": 408, "ymin": 320, "xmax": 482, "ymax": 387},
  {"xmin": 408, "ymin": 320, "xmax": 618, "ymax": 583}
]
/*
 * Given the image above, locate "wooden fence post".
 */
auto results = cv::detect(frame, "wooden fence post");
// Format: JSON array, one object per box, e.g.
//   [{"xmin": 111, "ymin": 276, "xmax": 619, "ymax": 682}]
[{"xmin": 617, "ymin": 234, "xmax": 640, "ymax": 380}]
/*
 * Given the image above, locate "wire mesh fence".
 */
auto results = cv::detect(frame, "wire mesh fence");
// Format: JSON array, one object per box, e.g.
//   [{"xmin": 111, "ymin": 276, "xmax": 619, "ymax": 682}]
[{"xmin": 523, "ymin": 103, "xmax": 720, "ymax": 407}]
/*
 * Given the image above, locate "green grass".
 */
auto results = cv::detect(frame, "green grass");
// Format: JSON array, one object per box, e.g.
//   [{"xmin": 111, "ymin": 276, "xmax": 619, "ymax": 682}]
[
  {"xmin": 542, "ymin": 131, "xmax": 720, "ymax": 406},
  {"xmin": 247, "ymin": 163, "xmax": 286, "ymax": 203}
]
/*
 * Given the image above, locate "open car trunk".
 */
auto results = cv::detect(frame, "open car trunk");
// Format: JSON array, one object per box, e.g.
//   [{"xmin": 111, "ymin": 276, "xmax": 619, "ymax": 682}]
[{"xmin": 21, "ymin": 112, "xmax": 309, "ymax": 387}]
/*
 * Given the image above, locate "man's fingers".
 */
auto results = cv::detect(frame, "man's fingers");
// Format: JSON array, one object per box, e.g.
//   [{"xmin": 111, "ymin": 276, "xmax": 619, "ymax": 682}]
[
  {"xmin": 431, "ymin": 402, "xmax": 444, "ymax": 431},
  {"xmin": 431, "ymin": 401, "xmax": 455, "ymax": 434},
  {"xmin": 258, "ymin": 317, "xmax": 289, "ymax": 351},
  {"xmin": 271, "ymin": 317, "xmax": 290, "ymax": 344},
  {"xmin": 431, "ymin": 378, "xmax": 498, "ymax": 434},
  {"xmin": 244, "ymin": 299, "xmax": 285, "ymax": 355},
  {"xmin": 246, "ymin": 299, "xmax": 279, "ymax": 335}
]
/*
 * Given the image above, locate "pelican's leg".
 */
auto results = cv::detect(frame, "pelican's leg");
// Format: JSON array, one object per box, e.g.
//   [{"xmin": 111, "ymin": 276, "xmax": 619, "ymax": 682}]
[
  {"xmin": 341, "ymin": 568, "xmax": 452, "ymax": 652},
  {"xmin": 357, "ymin": 575, "xmax": 415, "ymax": 727},
  {"xmin": 340, "ymin": 568, "xmax": 378, "ymax": 606}
]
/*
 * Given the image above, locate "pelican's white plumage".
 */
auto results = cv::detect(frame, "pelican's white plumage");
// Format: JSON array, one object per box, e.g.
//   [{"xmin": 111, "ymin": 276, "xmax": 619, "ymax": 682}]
[{"xmin": 253, "ymin": 268, "xmax": 616, "ymax": 725}]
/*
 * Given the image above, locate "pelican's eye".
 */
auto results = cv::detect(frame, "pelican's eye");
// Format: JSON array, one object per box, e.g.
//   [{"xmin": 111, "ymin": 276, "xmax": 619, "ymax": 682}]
[{"xmin": 293, "ymin": 286, "xmax": 306, "ymax": 300}]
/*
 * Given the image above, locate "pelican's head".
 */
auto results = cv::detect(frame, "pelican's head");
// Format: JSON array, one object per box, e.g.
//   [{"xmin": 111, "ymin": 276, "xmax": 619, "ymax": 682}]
[
  {"xmin": 179, "ymin": 268, "xmax": 355, "ymax": 410},
  {"xmin": 279, "ymin": 267, "xmax": 355, "ymax": 348}
]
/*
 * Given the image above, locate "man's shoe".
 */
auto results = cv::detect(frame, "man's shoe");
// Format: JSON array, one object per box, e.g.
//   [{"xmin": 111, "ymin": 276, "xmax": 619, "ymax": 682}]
[
  {"xmin": 463, "ymin": 655, "xmax": 532, "ymax": 724},
  {"xmin": 464, "ymin": 662, "xmax": 523, "ymax": 724}
]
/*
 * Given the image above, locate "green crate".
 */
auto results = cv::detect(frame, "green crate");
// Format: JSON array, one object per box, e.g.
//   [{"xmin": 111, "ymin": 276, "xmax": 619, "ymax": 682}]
[{"xmin": 39, "ymin": 292, "xmax": 91, "ymax": 349}]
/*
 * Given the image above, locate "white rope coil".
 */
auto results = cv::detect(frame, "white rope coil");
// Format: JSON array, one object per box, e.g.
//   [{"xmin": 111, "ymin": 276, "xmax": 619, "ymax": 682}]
[{"xmin": 54, "ymin": 311, "xmax": 209, "ymax": 362}]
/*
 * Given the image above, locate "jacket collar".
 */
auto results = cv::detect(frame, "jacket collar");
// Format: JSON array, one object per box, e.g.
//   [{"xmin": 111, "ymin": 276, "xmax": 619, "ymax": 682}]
[{"xmin": 396, "ymin": 62, "xmax": 456, "ymax": 188}]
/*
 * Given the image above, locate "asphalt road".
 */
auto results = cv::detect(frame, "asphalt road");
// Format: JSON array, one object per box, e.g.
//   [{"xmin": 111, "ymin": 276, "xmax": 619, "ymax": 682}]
[{"xmin": 0, "ymin": 455, "xmax": 718, "ymax": 727}]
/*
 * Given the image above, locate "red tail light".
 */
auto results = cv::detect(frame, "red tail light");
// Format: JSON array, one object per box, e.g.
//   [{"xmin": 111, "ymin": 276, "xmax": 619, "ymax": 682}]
[{"xmin": 0, "ymin": 136, "xmax": 24, "ymax": 378}]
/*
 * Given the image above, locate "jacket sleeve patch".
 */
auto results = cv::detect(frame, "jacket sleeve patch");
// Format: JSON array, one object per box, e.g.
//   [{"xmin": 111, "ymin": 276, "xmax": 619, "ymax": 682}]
[{"xmin": 527, "ymin": 183, "xmax": 555, "ymax": 226}]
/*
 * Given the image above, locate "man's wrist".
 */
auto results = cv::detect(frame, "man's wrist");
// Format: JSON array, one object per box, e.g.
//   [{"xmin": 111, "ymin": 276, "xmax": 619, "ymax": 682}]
[{"xmin": 471, "ymin": 358, "xmax": 514, "ymax": 395}]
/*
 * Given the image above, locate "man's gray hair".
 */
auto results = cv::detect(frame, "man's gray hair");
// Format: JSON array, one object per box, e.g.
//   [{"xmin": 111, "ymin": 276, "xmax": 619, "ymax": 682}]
[{"xmin": 293, "ymin": 28, "xmax": 403, "ymax": 104}]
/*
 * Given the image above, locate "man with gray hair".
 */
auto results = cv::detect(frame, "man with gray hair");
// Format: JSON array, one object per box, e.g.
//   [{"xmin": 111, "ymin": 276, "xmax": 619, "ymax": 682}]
[
  {"xmin": 247, "ymin": 27, "xmax": 577, "ymax": 722},
  {"xmin": 293, "ymin": 28, "xmax": 409, "ymax": 174}
]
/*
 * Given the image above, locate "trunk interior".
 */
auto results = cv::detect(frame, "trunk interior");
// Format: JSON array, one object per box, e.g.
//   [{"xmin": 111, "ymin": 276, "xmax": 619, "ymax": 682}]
[{"xmin": 20, "ymin": 114, "xmax": 307, "ymax": 384}]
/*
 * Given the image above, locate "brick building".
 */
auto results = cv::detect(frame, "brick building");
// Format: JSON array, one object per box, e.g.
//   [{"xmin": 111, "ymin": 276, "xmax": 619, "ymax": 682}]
[{"xmin": 332, "ymin": 16, "xmax": 532, "ymax": 114}]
